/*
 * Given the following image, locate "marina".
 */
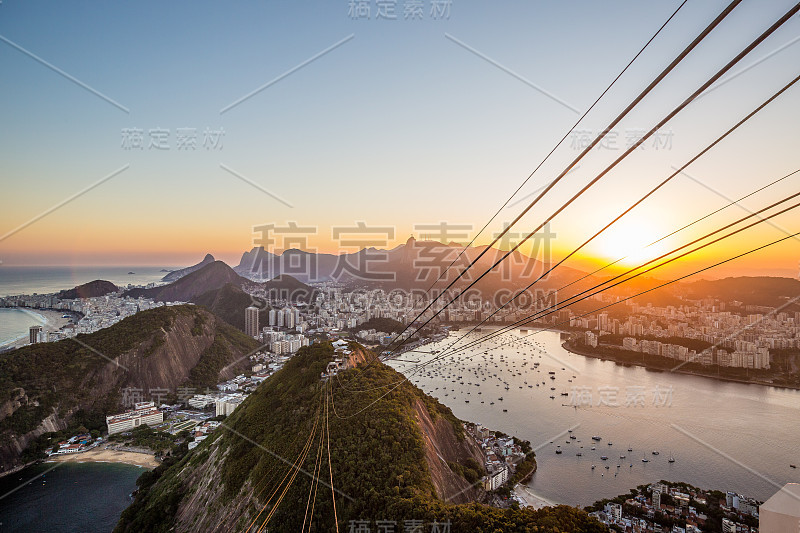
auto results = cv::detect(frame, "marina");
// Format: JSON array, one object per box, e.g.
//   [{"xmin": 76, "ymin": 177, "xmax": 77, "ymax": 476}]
[{"xmin": 388, "ymin": 327, "xmax": 800, "ymax": 506}]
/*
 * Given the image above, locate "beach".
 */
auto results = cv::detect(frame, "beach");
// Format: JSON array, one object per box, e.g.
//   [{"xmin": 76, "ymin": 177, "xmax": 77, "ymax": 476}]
[
  {"xmin": 513, "ymin": 483, "xmax": 556, "ymax": 509},
  {"xmin": 0, "ymin": 308, "xmax": 75, "ymax": 350},
  {"xmin": 46, "ymin": 448, "xmax": 160, "ymax": 469}
]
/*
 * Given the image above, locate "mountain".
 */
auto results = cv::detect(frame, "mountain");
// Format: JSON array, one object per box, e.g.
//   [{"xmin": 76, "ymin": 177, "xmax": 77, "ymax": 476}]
[
  {"xmin": 127, "ymin": 261, "xmax": 246, "ymax": 303},
  {"xmin": 192, "ymin": 283, "xmax": 268, "ymax": 332},
  {"xmin": 235, "ymin": 238, "xmax": 586, "ymax": 300},
  {"xmin": 682, "ymin": 276, "xmax": 800, "ymax": 309},
  {"xmin": 115, "ymin": 343, "xmax": 605, "ymax": 532},
  {"xmin": 261, "ymin": 273, "xmax": 317, "ymax": 303},
  {"xmin": 0, "ymin": 305, "xmax": 259, "ymax": 473},
  {"xmin": 57, "ymin": 279, "xmax": 119, "ymax": 299},
  {"xmin": 162, "ymin": 254, "xmax": 216, "ymax": 282}
]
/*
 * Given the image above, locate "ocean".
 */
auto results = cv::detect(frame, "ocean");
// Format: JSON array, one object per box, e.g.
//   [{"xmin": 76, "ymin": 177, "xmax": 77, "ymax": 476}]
[
  {"xmin": 0, "ymin": 462, "xmax": 144, "ymax": 532},
  {"xmin": 0, "ymin": 266, "xmax": 172, "ymax": 297},
  {"xmin": 0, "ymin": 308, "xmax": 47, "ymax": 347},
  {"xmin": 388, "ymin": 328, "xmax": 800, "ymax": 506}
]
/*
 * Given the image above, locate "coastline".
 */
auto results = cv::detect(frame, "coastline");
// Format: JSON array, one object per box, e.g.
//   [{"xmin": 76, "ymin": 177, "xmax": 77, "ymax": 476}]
[
  {"xmin": 45, "ymin": 448, "xmax": 160, "ymax": 469},
  {"xmin": 561, "ymin": 341, "xmax": 800, "ymax": 391},
  {"xmin": 513, "ymin": 483, "xmax": 556, "ymax": 509},
  {"xmin": 0, "ymin": 308, "xmax": 75, "ymax": 351}
]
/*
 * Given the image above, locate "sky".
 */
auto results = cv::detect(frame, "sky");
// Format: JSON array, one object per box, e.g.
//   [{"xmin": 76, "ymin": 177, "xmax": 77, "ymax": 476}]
[{"xmin": 1, "ymin": 0, "xmax": 799, "ymax": 279}]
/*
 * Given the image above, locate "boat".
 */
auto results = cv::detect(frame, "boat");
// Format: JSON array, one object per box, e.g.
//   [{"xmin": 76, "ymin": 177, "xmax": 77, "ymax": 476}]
[
  {"xmin": 627, "ymin": 446, "xmax": 633, "ymax": 452},
  {"xmin": 555, "ymin": 447, "xmax": 562, "ymax": 454},
  {"xmin": 642, "ymin": 457, "xmax": 649, "ymax": 463},
  {"xmin": 600, "ymin": 456, "xmax": 608, "ymax": 460},
  {"xmin": 619, "ymin": 455, "xmax": 626, "ymax": 459},
  {"xmin": 576, "ymin": 452, "xmax": 582, "ymax": 456},
  {"xmin": 652, "ymin": 451, "xmax": 659, "ymax": 455},
  {"xmin": 591, "ymin": 465, "xmax": 595, "ymax": 469},
  {"xmin": 791, "ymin": 464, "xmax": 797, "ymax": 469},
  {"xmin": 502, "ymin": 409, "xmax": 508, "ymax": 412},
  {"xmin": 592, "ymin": 436, "xmax": 602, "ymax": 441}
]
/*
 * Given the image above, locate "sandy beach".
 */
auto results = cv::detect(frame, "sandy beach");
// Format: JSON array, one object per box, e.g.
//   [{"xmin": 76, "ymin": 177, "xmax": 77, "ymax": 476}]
[
  {"xmin": 513, "ymin": 484, "xmax": 556, "ymax": 509},
  {"xmin": 1, "ymin": 308, "xmax": 75, "ymax": 350},
  {"xmin": 46, "ymin": 448, "xmax": 160, "ymax": 469}
]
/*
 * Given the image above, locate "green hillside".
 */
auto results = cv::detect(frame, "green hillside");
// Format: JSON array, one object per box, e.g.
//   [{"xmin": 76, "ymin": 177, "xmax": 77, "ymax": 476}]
[{"xmin": 116, "ymin": 343, "xmax": 606, "ymax": 532}]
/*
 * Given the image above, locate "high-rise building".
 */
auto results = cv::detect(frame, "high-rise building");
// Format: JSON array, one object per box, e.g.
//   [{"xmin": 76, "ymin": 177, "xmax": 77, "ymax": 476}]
[
  {"xmin": 284, "ymin": 308, "xmax": 295, "ymax": 329},
  {"xmin": 245, "ymin": 306, "xmax": 260, "ymax": 337},
  {"xmin": 29, "ymin": 325, "xmax": 42, "ymax": 344},
  {"xmin": 268, "ymin": 308, "xmax": 277, "ymax": 326}
]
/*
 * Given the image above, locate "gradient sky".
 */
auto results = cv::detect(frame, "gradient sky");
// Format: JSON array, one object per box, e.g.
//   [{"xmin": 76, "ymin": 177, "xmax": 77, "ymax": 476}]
[{"xmin": 1, "ymin": 0, "xmax": 799, "ymax": 279}]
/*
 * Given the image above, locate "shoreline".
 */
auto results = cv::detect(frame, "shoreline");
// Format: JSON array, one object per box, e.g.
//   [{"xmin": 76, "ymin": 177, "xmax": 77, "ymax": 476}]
[
  {"xmin": 513, "ymin": 483, "xmax": 556, "ymax": 509},
  {"xmin": 0, "ymin": 308, "xmax": 76, "ymax": 351},
  {"xmin": 45, "ymin": 448, "xmax": 160, "ymax": 469},
  {"xmin": 561, "ymin": 341, "xmax": 800, "ymax": 391}
]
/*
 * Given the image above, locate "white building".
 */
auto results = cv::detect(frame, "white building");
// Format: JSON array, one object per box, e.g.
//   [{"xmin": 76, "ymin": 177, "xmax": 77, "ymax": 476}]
[
  {"xmin": 245, "ymin": 306, "xmax": 260, "ymax": 337},
  {"xmin": 187, "ymin": 394, "xmax": 217, "ymax": 409},
  {"xmin": 215, "ymin": 394, "xmax": 246, "ymax": 416},
  {"xmin": 483, "ymin": 465, "xmax": 508, "ymax": 491},
  {"xmin": 106, "ymin": 401, "xmax": 163, "ymax": 435}
]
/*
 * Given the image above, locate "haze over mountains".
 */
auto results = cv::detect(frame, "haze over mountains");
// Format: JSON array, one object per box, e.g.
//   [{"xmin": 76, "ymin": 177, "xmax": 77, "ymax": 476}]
[
  {"xmin": 125, "ymin": 238, "xmax": 800, "ymax": 315},
  {"xmin": 161, "ymin": 254, "xmax": 216, "ymax": 283}
]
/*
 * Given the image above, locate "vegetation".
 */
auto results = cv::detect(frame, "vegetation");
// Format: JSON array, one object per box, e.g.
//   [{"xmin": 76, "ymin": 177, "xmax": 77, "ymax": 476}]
[
  {"xmin": 117, "ymin": 343, "xmax": 606, "ymax": 532},
  {"xmin": 0, "ymin": 305, "xmax": 259, "ymax": 467},
  {"xmin": 191, "ymin": 283, "xmax": 268, "ymax": 332},
  {"xmin": 108, "ymin": 425, "xmax": 177, "ymax": 455},
  {"xmin": 187, "ymin": 325, "xmax": 257, "ymax": 388},
  {"xmin": 0, "ymin": 306, "xmax": 194, "ymax": 439},
  {"xmin": 57, "ymin": 279, "xmax": 119, "ymax": 299}
]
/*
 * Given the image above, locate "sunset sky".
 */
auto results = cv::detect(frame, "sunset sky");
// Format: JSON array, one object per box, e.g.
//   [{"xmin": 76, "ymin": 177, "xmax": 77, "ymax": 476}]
[{"xmin": 1, "ymin": 0, "xmax": 799, "ymax": 279}]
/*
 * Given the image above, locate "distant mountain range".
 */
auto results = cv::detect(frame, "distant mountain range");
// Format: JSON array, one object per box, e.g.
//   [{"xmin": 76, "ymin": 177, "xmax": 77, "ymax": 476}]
[
  {"xmin": 233, "ymin": 237, "xmax": 585, "ymax": 298},
  {"xmin": 682, "ymin": 276, "xmax": 800, "ymax": 310},
  {"xmin": 161, "ymin": 253, "xmax": 215, "ymax": 282}
]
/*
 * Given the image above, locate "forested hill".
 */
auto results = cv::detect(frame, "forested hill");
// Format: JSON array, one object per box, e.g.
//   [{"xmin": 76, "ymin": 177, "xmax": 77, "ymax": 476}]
[
  {"xmin": 57, "ymin": 279, "xmax": 118, "ymax": 299},
  {"xmin": 0, "ymin": 305, "xmax": 259, "ymax": 473},
  {"xmin": 116, "ymin": 343, "xmax": 606, "ymax": 533}
]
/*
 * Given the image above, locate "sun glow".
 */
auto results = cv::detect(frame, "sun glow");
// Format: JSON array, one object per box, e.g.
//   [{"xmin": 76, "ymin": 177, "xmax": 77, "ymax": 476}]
[{"xmin": 594, "ymin": 221, "xmax": 671, "ymax": 267}]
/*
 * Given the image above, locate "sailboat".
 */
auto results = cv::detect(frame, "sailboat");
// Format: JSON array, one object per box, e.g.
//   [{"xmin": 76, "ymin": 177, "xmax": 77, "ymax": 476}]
[{"xmin": 668, "ymin": 452, "xmax": 675, "ymax": 463}]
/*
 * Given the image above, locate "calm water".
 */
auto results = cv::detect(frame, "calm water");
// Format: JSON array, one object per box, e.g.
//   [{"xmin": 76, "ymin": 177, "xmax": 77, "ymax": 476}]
[
  {"xmin": 0, "ymin": 462, "xmax": 144, "ymax": 532},
  {"xmin": 389, "ymin": 328, "xmax": 800, "ymax": 507},
  {"xmin": 0, "ymin": 308, "xmax": 46, "ymax": 347},
  {"xmin": 0, "ymin": 266, "xmax": 172, "ymax": 297}
]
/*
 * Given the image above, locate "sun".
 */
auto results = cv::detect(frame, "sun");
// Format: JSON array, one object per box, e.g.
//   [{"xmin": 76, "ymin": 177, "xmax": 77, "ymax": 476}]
[{"xmin": 594, "ymin": 221, "xmax": 670, "ymax": 267}]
